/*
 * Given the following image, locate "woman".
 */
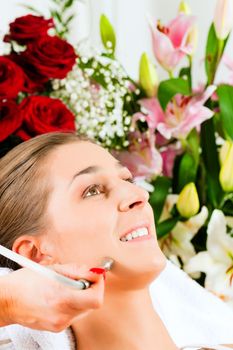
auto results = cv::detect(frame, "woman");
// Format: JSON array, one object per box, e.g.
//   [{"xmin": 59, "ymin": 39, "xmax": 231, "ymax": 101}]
[{"xmin": 0, "ymin": 132, "xmax": 232, "ymax": 350}]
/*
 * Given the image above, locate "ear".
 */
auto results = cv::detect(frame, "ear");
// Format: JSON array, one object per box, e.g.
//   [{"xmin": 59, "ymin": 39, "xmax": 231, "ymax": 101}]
[{"xmin": 12, "ymin": 235, "xmax": 55, "ymax": 265}]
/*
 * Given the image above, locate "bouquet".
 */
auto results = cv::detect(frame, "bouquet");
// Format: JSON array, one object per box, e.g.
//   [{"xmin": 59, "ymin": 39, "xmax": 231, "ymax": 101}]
[{"xmin": 1, "ymin": 0, "xmax": 233, "ymax": 307}]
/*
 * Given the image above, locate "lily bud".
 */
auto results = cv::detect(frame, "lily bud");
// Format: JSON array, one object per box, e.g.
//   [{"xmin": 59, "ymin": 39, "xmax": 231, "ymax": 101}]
[
  {"xmin": 100, "ymin": 14, "xmax": 116, "ymax": 54},
  {"xmin": 179, "ymin": 1, "xmax": 191, "ymax": 14},
  {"xmin": 219, "ymin": 140, "xmax": 232, "ymax": 166},
  {"xmin": 177, "ymin": 182, "xmax": 200, "ymax": 218},
  {"xmin": 213, "ymin": 0, "xmax": 233, "ymax": 40},
  {"xmin": 139, "ymin": 53, "xmax": 158, "ymax": 97},
  {"xmin": 219, "ymin": 141, "xmax": 233, "ymax": 192}
]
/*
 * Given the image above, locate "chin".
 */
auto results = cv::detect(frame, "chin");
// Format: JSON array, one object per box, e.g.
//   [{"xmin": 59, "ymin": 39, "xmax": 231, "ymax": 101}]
[
  {"xmin": 150, "ymin": 251, "xmax": 167, "ymax": 277},
  {"xmin": 137, "ymin": 248, "xmax": 167, "ymax": 283},
  {"xmin": 107, "ymin": 247, "xmax": 167, "ymax": 290}
]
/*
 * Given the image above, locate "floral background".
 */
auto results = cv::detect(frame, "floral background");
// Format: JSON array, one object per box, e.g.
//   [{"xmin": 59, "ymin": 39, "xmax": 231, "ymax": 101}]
[{"xmin": 1, "ymin": 0, "xmax": 233, "ymax": 308}]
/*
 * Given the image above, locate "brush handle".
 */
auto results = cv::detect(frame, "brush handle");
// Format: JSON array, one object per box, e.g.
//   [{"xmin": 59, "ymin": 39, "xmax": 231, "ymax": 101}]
[{"xmin": 0, "ymin": 244, "xmax": 90, "ymax": 290}]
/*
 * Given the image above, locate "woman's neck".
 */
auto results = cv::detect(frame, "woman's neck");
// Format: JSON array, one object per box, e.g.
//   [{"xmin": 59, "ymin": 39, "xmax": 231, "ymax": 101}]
[{"xmin": 72, "ymin": 287, "xmax": 179, "ymax": 350}]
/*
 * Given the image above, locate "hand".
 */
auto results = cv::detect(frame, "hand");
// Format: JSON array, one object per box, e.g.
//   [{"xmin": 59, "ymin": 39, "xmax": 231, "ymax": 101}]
[{"xmin": 0, "ymin": 263, "xmax": 105, "ymax": 331}]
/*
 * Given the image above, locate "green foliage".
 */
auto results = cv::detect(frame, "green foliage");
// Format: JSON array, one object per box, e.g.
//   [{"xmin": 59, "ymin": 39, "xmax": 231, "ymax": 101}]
[
  {"xmin": 100, "ymin": 14, "xmax": 116, "ymax": 56},
  {"xmin": 157, "ymin": 78, "xmax": 190, "ymax": 110},
  {"xmin": 205, "ymin": 24, "xmax": 219, "ymax": 84},
  {"xmin": 21, "ymin": 0, "xmax": 79, "ymax": 39},
  {"xmin": 205, "ymin": 24, "xmax": 229, "ymax": 84},
  {"xmin": 176, "ymin": 129, "xmax": 200, "ymax": 192},
  {"xmin": 156, "ymin": 217, "xmax": 180, "ymax": 239},
  {"xmin": 149, "ymin": 176, "xmax": 171, "ymax": 223},
  {"xmin": 200, "ymin": 117, "xmax": 223, "ymax": 207},
  {"xmin": 177, "ymin": 153, "xmax": 197, "ymax": 192},
  {"xmin": 217, "ymin": 84, "xmax": 233, "ymax": 140},
  {"xmin": 49, "ymin": 0, "xmax": 79, "ymax": 39}
]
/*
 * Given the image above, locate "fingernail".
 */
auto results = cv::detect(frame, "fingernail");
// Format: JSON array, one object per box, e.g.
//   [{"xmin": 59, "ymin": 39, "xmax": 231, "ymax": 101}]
[{"xmin": 89, "ymin": 267, "xmax": 106, "ymax": 280}]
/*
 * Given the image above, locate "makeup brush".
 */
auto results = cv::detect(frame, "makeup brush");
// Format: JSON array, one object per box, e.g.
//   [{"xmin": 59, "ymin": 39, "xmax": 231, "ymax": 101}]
[{"xmin": 0, "ymin": 244, "xmax": 114, "ymax": 290}]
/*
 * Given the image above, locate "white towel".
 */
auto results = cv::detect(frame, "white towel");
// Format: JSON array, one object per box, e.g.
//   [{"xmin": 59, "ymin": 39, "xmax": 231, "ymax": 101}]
[
  {"xmin": 1, "ymin": 260, "xmax": 233, "ymax": 349},
  {"xmin": 149, "ymin": 260, "xmax": 233, "ymax": 348},
  {"xmin": 1, "ymin": 326, "xmax": 75, "ymax": 350},
  {"xmin": 0, "ymin": 321, "xmax": 75, "ymax": 350}
]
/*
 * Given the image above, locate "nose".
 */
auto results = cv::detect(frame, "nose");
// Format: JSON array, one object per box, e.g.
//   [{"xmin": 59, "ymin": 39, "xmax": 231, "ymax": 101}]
[{"xmin": 118, "ymin": 181, "xmax": 150, "ymax": 212}]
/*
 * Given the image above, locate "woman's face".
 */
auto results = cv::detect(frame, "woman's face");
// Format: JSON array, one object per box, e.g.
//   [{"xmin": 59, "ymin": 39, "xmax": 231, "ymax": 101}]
[{"xmin": 43, "ymin": 142, "xmax": 166, "ymax": 286}]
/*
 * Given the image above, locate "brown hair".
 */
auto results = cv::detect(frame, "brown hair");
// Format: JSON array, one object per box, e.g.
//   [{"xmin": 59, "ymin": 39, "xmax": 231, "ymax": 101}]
[{"xmin": 0, "ymin": 132, "xmax": 94, "ymax": 270}]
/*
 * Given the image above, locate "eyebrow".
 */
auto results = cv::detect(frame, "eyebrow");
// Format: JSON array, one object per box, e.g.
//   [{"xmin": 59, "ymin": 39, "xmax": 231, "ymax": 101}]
[{"xmin": 69, "ymin": 161, "xmax": 127, "ymax": 187}]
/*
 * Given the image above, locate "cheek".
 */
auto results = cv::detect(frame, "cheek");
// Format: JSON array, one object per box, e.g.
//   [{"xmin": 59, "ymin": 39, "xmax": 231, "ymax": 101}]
[{"xmin": 50, "ymin": 203, "xmax": 116, "ymax": 265}]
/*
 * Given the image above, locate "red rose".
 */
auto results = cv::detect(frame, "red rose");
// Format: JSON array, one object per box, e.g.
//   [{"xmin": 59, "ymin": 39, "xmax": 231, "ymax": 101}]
[
  {"xmin": 0, "ymin": 100, "xmax": 23, "ymax": 142},
  {"xmin": 0, "ymin": 57, "xmax": 25, "ymax": 99},
  {"xmin": 16, "ymin": 96, "xmax": 76, "ymax": 140},
  {"xmin": 4, "ymin": 15, "xmax": 54, "ymax": 45},
  {"xmin": 8, "ymin": 53, "xmax": 47, "ymax": 93},
  {"xmin": 21, "ymin": 35, "xmax": 77, "ymax": 80}
]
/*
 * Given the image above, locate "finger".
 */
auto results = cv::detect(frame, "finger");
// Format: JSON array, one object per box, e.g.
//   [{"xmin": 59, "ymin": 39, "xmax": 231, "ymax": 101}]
[
  {"xmin": 50, "ymin": 263, "xmax": 105, "ymax": 284},
  {"xmin": 68, "ymin": 276, "xmax": 105, "ymax": 310}
]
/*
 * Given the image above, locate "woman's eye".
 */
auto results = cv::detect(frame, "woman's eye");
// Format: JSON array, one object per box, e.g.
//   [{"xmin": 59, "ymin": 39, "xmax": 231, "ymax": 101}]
[
  {"xmin": 83, "ymin": 184, "xmax": 104, "ymax": 198},
  {"xmin": 83, "ymin": 177, "xmax": 135, "ymax": 198},
  {"xmin": 125, "ymin": 177, "xmax": 135, "ymax": 184}
]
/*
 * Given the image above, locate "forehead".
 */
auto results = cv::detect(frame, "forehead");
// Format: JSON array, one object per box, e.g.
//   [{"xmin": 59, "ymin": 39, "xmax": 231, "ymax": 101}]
[{"xmin": 47, "ymin": 142, "xmax": 117, "ymax": 179}]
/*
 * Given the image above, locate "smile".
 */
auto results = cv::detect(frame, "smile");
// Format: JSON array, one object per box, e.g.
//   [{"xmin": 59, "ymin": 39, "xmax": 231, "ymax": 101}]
[{"xmin": 120, "ymin": 227, "xmax": 150, "ymax": 242}]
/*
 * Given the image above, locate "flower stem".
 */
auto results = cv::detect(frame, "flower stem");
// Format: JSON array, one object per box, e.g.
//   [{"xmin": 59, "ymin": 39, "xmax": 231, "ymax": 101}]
[
  {"xmin": 168, "ymin": 70, "xmax": 174, "ymax": 79},
  {"xmin": 188, "ymin": 55, "xmax": 193, "ymax": 92}
]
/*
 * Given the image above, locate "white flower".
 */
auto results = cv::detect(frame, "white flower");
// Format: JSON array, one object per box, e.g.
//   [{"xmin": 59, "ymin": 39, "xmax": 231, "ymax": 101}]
[
  {"xmin": 51, "ymin": 52, "xmax": 135, "ymax": 150},
  {"xmin": 159, "ymin": 194, "xmax": 208, "ymax": 269},
  {"xmin": 184, "ymin": 209, "xmax": 233, "ymax": 306}
]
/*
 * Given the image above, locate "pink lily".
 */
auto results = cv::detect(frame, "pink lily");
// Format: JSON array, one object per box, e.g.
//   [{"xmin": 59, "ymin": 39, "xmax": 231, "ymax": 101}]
[
  {"xmin": 150, "ymin": 13, "xmax": 196, "ymax": 72},
  {"xmin": 137, "ymin": 98, "xmax": 164, "ymax": 132},
  {"xmin": 157, "ymin": 85, "xmax": 216, "ymax": 140},
  {"xmin": 160, "ymin": 144, "xmax": 183, "ymax": 177},
  {"xmin": 111, "ymin": 131, "xmax": 162, "ymax": 181}
]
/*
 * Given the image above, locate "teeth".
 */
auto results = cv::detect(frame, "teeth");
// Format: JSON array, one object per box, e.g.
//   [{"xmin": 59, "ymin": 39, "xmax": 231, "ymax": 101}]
[
  {"xmin": 120, "ymin": 227, "xmax": 149, "ymax": 242},
  {"xmin": 125, "ymin": 233, "xmax": 133, "ymax": 241}
]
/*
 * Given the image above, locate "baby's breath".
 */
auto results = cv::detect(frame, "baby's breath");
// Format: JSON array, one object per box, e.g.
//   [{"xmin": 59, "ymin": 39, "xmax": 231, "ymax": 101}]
[{"xmin": 51, "ymin": 51, "xmax": 138, "ymax": 150}]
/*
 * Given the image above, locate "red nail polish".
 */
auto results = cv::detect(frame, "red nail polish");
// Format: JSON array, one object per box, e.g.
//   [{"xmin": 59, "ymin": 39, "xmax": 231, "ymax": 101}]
[{"xmin": 89, "ymin": 267, "xmax": 106, "ymax": 280}]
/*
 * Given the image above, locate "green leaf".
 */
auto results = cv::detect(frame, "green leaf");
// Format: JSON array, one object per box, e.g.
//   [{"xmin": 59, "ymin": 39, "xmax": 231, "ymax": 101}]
[
  {"xmin": 64, "ymin": 0, "xmax": 75, "ymax": 9},
  {"xmin": 51, "ymin": 10, "xmax": 62, "ymax": 23},
  {"xmin": 177, "ymin": 153, "xmax": 198, "ymax": 192},
  {"xmin": 205, "ymin": 24, "xmax": 229, "ymax": 84},
  {"xmin": 205, "ymin": 24, "xmax": 218, "ymax": 84},
  {"xmin": 157, "ymin": 78, "xmax": 190, "ymax": 111},
  {"xmin": 64, "ymin": 14, "xmax": 75, "ymax": 25},
  {"xmin": 187, "ymin": 128, "xmax": 200, "ymax": 164},
  {"xmin": 156, "ymin": 217, "xmax": 180, "ymax": 239},
  {"xmin": 200, "ymin": 117, "xmax": 223, "ymax": 207},
  {"xmin": 179, "ymin": 63, "xmax": 192, "ymax": 93},
  {"xmin": 100, "ymin": 14, "xmax": 116, "ymax": 54},
  {"xmin": 222, "ymin": 196, "xmax": 233, "ymax": 215},
  {"xmin": 179, "ymin": 67, "xmax": 190, "ymax": 79},
  {"xmin": 149, "ymin": 176, "xmax": 171, "ymax": 223},
  {"xmin": 217, "ymin": 84, "xmax": 233, "ymax": 140}
]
